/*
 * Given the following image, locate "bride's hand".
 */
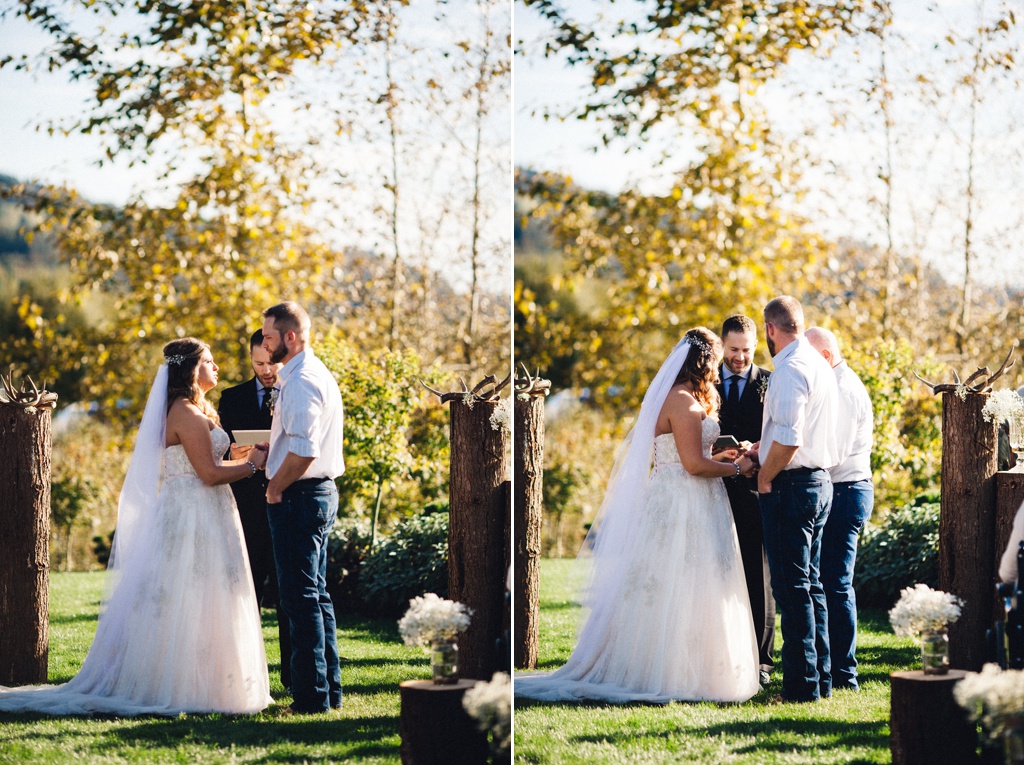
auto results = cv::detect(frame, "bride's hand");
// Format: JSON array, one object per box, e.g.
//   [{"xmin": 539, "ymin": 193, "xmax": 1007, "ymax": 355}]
[
  {"xmin": 229, "ymin": 444, "xmax": 253, "ymax": 461},
  {"xmin": 713, "ymin": 449, "xmax": 739, "ymax": 462}
]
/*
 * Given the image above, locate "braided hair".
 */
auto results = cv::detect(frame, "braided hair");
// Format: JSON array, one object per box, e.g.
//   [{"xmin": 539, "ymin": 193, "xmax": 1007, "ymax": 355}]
[{"xmin": 673, "ymin": 327, "xmax": 723, "ymax": 417}]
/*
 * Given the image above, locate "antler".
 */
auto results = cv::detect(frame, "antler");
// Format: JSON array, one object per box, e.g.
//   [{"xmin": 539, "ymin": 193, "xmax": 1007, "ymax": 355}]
[
  {"xmin": 514, "ymin": 362, "xmax": 551, "ymax": 396},
  {"xmin": 0, "ymin": 368, "xmax": 58, "ymax": 409},
  {"xmin": 915, "ymin": 346, "xmax": 1016, "ymax": 396}
]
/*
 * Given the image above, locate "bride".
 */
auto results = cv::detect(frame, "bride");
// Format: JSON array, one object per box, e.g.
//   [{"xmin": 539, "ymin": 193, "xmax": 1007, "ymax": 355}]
[
  {"xmin": 0, "ymin": 338, "xmax": 274, "ymax": 716},
  {"xmin": 515, "ymin": 327, "xmax": 760, "ymax": 703}
]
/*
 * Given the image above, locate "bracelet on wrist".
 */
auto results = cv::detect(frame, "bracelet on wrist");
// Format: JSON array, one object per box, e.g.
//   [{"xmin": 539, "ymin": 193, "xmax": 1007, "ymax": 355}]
[
  {"xmin": 733, "ymin": 461, "xmax": 741, "ymax": 477},
  {"xmin": 246, "ymin": 460, "xmax": 257, "ymax": 476}
]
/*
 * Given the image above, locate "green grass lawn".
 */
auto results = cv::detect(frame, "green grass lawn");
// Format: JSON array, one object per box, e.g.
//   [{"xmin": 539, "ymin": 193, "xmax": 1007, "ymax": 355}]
[
  {"xmin": 0, "ymin": 571, "xmax": 429, "ymax": 764},
  {"xmin": 514, "ymin": 558, "xmax": 921, "ymax": 764}
]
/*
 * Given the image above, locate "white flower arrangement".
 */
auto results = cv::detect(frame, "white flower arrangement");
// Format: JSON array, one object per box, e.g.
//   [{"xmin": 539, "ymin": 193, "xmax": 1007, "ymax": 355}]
[
  {"xmin": 398, "ymin": 593, "xmax": 472, "ymax": 647},
  {"xmin": 983, "ymin": 388, "xmax": 1024, "ymax": 424},
  {"xmin": 889, "ymin": 583, "xmax": 963, "ymax": 637},
  {"xmin": 954, "ymin": 663, "xmax": 1024, "ymax": 738},
  {"xmin": 489, "ymin": 395, "xmax": 511, "ymax": 434},
  {"xmin": 462, "ymin": 672, "xmax": 511, "ymax": 755}
]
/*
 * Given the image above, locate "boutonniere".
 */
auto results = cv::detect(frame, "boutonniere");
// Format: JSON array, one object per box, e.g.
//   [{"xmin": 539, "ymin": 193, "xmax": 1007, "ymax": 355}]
[
  {"xmin": 757, "ymin": 376, "xmax": 770, "ymax": 403},
  {"xmin": 268, "ymin": 387, "xmax": 279, "ymax": 416}
]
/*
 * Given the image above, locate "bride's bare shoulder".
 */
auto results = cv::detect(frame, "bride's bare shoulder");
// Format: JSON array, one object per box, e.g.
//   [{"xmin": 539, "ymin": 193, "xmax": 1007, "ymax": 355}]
[{"xmin": 165, "ymin": 399, "xmax": 213, "ymax": 445}]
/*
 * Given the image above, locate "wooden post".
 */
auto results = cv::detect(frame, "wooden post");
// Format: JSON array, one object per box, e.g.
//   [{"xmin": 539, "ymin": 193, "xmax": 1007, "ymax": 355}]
[
  {"xmin": 422, "ymin": 373, "xmax": 511, "ymax": 680},
  {"xmin": 918, "ymin": 352, "xmax": 1015, "ymax": 671},
  {"xmin": 513, "ymin": 369, "xmax": 548, "ymax": 669},
  {"xmin": 0, "ymin": 372, "xmax": 58, "ymax": 685},
  {"xmin": 939, "ymin": 391, "xmax": 999, "ymax": 671},
  {"xmin": 449, "ymin": 398, "xmax": 508, "ymax": 680},
  {"xmin": 399, "ymin": 679, "xmax": 490, "ymax": 765},
  {"xmin": 890, "ymin": 670, "xmax": 978, "ymax": 764}
]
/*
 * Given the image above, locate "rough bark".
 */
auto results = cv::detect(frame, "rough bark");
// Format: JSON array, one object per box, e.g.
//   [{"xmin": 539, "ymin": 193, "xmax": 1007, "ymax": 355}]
[
  {"xmin": 514, "ymin": 393, "xmax": 544, "ymax": 669},
  {"xmin": 889, "ymin": 670, "xmax": 978, "ymax": 765},
  {"xmin": 399, "ymin": 679, "xmax": 490, "ymax": 765},
  {"xmin": 939, "ymin": 391, "xmax": 998, "ymax": 671},
  {"xmin": 449, "ymin": 399, "xmax": 509, "ymax": 680},
  {"xmin": 0, "ymin": 402, "xmax": 52, "ymax": 685}
]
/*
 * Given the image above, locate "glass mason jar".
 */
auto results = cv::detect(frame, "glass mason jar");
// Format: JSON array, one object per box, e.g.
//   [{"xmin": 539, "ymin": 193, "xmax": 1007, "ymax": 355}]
[
  {"xmin": 920, "ymin": 628, "xmax": 950, "ymax": 675},
  {"xmin": 430, "ymin": 639, "xmax": 459, "ymax": 684}
]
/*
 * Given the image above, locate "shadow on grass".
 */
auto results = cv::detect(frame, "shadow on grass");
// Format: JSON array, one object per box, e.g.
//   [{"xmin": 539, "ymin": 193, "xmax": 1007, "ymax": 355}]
[
  {"xmin": 570, "ymin": 716, "xmax": 888, "ymax": 760},
  {"xmin": 49, "ymin": 612, "xmax": 103, "ymax": 626},
  {"xmin": 0, "ymin": 712, "xmax": 400, "ymax": 761}
]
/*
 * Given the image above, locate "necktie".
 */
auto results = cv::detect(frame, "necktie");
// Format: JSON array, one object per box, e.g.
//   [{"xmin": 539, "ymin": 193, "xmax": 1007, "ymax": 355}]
[
  {"xmin": 260, "ymin": 387, "xmax": 277, "ymax": 416},
  {"xmin": 727, "ymin": 375, "xmax": 741, "ymax": 406}
]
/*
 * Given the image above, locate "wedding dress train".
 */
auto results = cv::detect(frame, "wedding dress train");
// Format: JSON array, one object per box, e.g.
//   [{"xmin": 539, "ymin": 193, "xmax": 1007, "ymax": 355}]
[
  {"xmin": 515, "ymin": 418, "xmax": 760, "ymax": 704},
  {"xmin": 0, "ymin": 428, "xmax": 272, "ymax": 716}
]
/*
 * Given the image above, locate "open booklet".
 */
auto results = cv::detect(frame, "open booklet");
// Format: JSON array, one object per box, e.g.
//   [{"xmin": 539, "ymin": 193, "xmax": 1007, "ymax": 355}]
[{"xmin": 232, "ymin": 430, "xmax": 271, "ymax": 446}]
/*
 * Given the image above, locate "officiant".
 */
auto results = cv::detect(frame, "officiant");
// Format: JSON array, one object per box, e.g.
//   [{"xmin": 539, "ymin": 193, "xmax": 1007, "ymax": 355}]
[{"xmin": 218, "ymin": 328, "xmax": 291, "ymax": 690}]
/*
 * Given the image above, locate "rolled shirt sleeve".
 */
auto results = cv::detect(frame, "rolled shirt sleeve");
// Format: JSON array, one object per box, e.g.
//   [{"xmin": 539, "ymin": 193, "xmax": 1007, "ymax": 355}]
[{"xmin": 279, "ymin": 376, "xmax": 324, "ymax": 460}]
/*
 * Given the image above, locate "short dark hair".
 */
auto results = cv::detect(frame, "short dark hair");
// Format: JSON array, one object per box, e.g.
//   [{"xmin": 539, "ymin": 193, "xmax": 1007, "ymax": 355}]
[
  {"xmin": 721, "ymin": 315, "xmax": 756, "ymax": 339},
  {"xmin": 263, "ymin": 301, "xmax": 311, "ymax": 339},
  {"xmin": 249, "ymin": 329, "xmax": 265, "ymax": 351},
  {"xmin": 764, "ymin": 296, "xmax": 803, "ymax": 334}
]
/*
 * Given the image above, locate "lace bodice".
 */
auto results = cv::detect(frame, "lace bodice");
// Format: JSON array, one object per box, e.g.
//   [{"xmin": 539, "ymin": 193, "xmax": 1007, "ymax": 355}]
[
  {"xmin": 165, "ymin": 427, "xmax": 230, "ymax": 478},
  {"xmin": 653, "ymin": 417, "xmax": 720, "ymax": 470}
]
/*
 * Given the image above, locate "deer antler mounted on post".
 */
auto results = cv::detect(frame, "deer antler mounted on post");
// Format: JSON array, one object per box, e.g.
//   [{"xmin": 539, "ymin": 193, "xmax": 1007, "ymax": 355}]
[
  {"xmin": 421, "ymin": 370, "xmax": 512, "ymax": 680},
  {"xmin": 514, "ymin": 364, "xmax": 551, "ymax": 399},
  {"xmin": 0, "ymin": 369, "xmax": 59, "ymax": 411},
  {"xmin": 914, "ymin": 346, "xmax": 1015, "ymax": 397},
  {"xmin": 917, "ymin": 345, "xmax": 1017, "ymax": 672},
  {"xmin": 420, "ymin": 372, "xmax": 512, "ymax": 404},
  {"xmin": 0, "ymin": 367, "xmax": 58, "ymax": 685}
]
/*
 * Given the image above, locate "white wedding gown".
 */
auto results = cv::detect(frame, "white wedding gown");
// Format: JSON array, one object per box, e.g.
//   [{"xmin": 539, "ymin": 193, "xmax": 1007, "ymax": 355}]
[
  {"xmin": 515, "ymin": 418, "xmax": 760, "ymax": 704},
  {"xmin": 0, "ymin": 428, "xmax": 272, "ymax": 716}
]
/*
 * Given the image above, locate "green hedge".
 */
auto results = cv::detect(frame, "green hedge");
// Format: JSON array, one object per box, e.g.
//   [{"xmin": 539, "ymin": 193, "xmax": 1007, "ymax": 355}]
[{"xmin": 854, "ymin": 498, "xmax": 940, "ymax": 609}]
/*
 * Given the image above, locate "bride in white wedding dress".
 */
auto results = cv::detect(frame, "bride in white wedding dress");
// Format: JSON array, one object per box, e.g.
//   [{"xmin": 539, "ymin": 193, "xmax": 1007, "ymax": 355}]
[
  {"xmin": 515, "ymin": 327, "xmax": 761, "ymax": 704},
  {"xmin": 0, "ymin": 338, "xmax": 273, "ymax": 716}
]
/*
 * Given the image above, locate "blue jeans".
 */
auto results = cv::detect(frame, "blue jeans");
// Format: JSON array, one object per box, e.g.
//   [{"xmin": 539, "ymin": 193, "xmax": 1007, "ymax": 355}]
[
  {"xmin": 267, "ymin": 478, "xmax": 342, "ymax": 713},
  {"xmin": 760, "ymin": 468, "xmax": 833, "ymax": 702},
  {"xmin": 820, "ymin": 479, "xmax": 873, "ymax": 690}
]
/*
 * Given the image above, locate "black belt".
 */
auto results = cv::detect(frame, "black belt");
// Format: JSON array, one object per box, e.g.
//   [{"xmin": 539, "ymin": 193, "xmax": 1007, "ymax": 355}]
[
  {"xmin": 286, "ymin": 476, "xmax": 334, "ymax": 489},
  {"xmin": 778, "ymin": 466, "xmax": 827, "ymax": 476}
]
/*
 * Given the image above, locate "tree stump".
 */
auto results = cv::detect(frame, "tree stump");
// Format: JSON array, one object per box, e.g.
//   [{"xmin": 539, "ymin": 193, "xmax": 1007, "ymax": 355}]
[
  {"xmin": 0, "ymin": 375, "xmax": 57, "ymax": 685},
  {"xmin": 514, "ymin": 383, "xmax": 545, "ymax": 669},
  {"xmin": 398, "ymin": 679, "xmax": 490, "ymax": 765},
  {"xmin": 939, "ymin": 391, "xmax": 999, "ymax": 671},
  {"xmin": 449, "ymin": 397, "xmax": 509, "ymax": 680},
  {"xmin": 890, "ymin": 670, "xmax": 978, "ymax": 765}
]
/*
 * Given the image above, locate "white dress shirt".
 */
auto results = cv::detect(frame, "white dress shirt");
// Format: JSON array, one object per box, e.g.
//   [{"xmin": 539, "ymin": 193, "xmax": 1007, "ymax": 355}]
[
  {"xmin": 267, "ymin": 349, "xmax": 345, "ymax": 481},
  {"xmin": 830, "ymin": 361, "xmax": 873, "ymax": 483},
  {"xmin": 761, "ymin": 335, "xmax": 840, "ymax": 471}
]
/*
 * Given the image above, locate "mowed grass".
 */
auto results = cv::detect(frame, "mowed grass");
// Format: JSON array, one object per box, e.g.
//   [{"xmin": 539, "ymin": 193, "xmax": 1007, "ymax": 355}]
[
  {"xmin": 513, "ymin": 558, "xmax": 921, "ymax": 765},
  {"xmin": 0, "ymin": 571, "xmax": 428, "ymax": 764}
]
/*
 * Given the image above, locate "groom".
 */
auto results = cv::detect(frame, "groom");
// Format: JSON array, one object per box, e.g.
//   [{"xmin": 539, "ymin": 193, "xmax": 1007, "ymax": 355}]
[
  {"xmin": 262, "ymin": 302, "xmax": 346, "ymax": 714},
  {"xmin": 716, "ymin": 315, "xmax": 775, "ymax": 685},
  {"xmin": 738, "ymin": 296, "xmax": 839, "ymax": 703}
]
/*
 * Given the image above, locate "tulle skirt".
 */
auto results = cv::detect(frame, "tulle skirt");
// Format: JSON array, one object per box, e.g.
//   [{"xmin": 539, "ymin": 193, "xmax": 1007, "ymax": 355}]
[
  {"xmin": 0, "ymin": 476, "xmax": 272, "ymax": 716},
  {"xmin": 515, "ymin": 465, "xmax": 760, "ymax": 704}
]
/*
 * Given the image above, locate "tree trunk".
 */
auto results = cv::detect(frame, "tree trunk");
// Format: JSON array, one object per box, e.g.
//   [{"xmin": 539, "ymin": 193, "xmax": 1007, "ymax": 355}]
[
  {"xmin": 514, "ymin": 393, "xmax": 544, "ymax": 669},
  {"xmin": 939, "ymin": 391, "xmax": 998, "ymax": 671},
  {"xmin": 449, "ymin": 399, "xmax": 508, "ymax": 680},
  {"xmin": 0, "ymin": 402, "xmax": 52, "ymax": 685},
  {"xmin": 889, "ymin": 670, "xmax": 978, "ymax": 765}
]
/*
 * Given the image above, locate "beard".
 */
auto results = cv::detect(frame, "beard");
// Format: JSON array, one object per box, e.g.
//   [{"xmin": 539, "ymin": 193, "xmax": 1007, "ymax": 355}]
[
  {"xmin": 269, "ymin": 342, "xmax": 289, "ymax": 364},
  {"xmin": 766, "ymin": 335, "xmax": 776, "ymax": 357}
]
